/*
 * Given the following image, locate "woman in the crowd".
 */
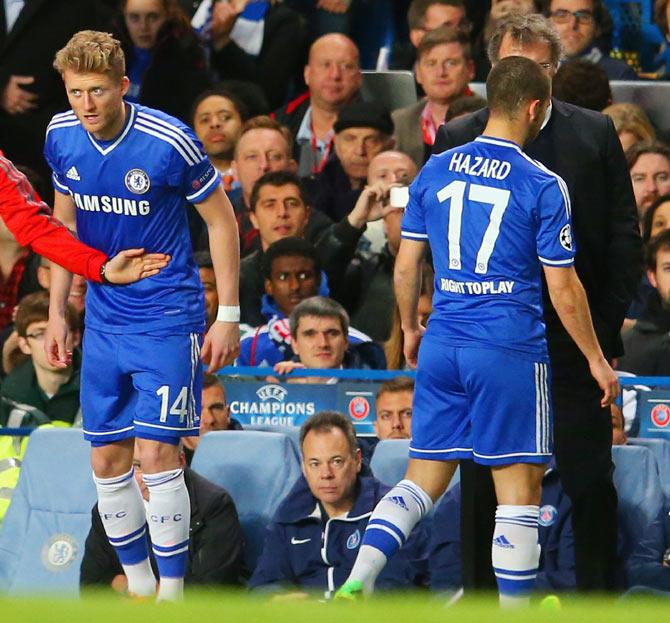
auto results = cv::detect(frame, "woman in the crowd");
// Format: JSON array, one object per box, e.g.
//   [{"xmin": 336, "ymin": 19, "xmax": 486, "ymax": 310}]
[
  {"xmin": 603, "ymin": 102, "xmax": 657, "ymax": 153},
  {"xmin": 115, "ymin": 0, "xmax": 212, "ymax": 122}
]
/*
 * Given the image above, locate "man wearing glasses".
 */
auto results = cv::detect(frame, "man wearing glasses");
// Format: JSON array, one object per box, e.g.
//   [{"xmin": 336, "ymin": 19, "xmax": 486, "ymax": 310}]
[
  {"xmin": 433, "ymin": 13, "xmax": 641, "ymax": 593},
  {"xmin": 545, "ymin": 0, "xmax": 638, "ymax": 79}
]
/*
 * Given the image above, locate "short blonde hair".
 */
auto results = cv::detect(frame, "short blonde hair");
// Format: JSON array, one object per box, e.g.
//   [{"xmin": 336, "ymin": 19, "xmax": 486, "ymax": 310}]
[
  {"xmin": 602, "ymin": 102, "xmax": 656, "ymax": 144},
  {"xmin": 53, "ymin": 30, "xmax": 125, "ymax": 79}
]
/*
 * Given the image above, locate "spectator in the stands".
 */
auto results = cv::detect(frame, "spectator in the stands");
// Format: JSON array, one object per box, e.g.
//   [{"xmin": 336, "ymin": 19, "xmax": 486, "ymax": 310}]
[
  {"xmin": 391, "ymin": 0, "xmax": 469, "ymax": 70},
  {"xmin": 653, "ymin": 0, "xmax": 670, "ymax": 79},
  {"xmin": 114, "ymin": 0, "xmax": 212, "ymax": 122},
  {"xmin": 273, "ymin": 296, "xmax": 386, "ymax": 382},
  {"xmin": 552, "ymin": 58, "xmax": 612, "ymax": 111},
  {"xmin": 602, "ymin": 103, "xmax": 656, "ymax": 154},
  {"xmin": 182, "ymin": 373, "xmax": 242, "ymax": 462},
  {"xmin": 311, "ymin": 101, "xmax": 394, "ymax": 222},
  {"xmin": 374, "ymin": 377, "xmax": 414, "ymax": 440},
  {"xmin": 610, "ymin": 403, "xmax": 628, "ymax": 446},
  {"xmin": 0, "ymin": 291, "xmax": 81, "ymax": 428},
  {"xmin": 191, "ymin": 0, "xmax": 307, "ymax": 109},
  {"xmin": 627, "ymin": 141, "xmax": 670, "ymax": 220},
  {"xmin": 392, "ymin": 26, "xmax": 475, "ymax": 168},
  {"xmin": 344, "ymin": 150, "xmax": 418, "ymax": 342},
  {"xmin": 240, "ymin": 170, "xmax": 388, "ymax": 326},
  {"xmin": 237, "ymin": 237, "xmax": 384, "ymax": 369},
  {"xmin": 249, "ymin": 411, "xmax": 428, "ymax": 594},
  {"xmin": 191, "ymin": 86, "xmax": 249, "ymax": 192},
  {"xmin": 544, "ymin": 0, "xmax": 638, "ymax": 80},
  {"xmin": 194, "ymin": 251, "xmax": 218, "ymax": 330},
  {"xmin": 273, "ymin": 34, "xmax": 362, "ymax": 177},
  {"xmin": 81, "ymin": 439, "xmax": 247, "ymax": 589},
  {"xmin": 619, "ymin": 228, "xmax": 670, "ymax": 371}
]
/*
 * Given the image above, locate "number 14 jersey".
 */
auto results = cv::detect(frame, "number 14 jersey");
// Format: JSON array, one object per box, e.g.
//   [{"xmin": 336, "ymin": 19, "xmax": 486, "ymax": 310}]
[{"xmin": 401, "ymin": 135, "xmax": 575, "ymax": 359}]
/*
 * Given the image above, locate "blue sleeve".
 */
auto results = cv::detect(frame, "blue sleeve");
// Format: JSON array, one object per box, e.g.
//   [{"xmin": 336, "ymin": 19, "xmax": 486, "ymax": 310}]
[
  {"xmin": 43, "ymin": 131, "xmax": 70, "ymax": 196},
  {"xmin": 625, "ymin": 508, "xmax": 670, "ymax": 591},
  {"xmin": 401, "ymin": 168, "xmax": 428, "ymax": 241},
  {"xmin": 535, "ymin": 175, "xmax": 575, "ymax": 268},
  {"xmin": 428, "ymin": 489, "xmax": 462, "ymax": 591},
  {"xmin": 247, "ymin": 522, "xmax": 296, "ymax": 591},
  {"xmin": 164, "ymin": 124, "xmax": 221, "ymax": 204}
]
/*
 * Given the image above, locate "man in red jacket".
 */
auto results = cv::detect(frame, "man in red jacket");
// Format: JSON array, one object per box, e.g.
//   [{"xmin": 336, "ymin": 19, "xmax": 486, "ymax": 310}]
[{"xmin": 0, "ymin": 150, "xmax": 169, "ymax": 285}]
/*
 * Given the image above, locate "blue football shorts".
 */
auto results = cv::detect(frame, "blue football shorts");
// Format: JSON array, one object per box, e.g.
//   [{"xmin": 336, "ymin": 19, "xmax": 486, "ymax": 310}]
[
  {"xmin": 409, "ymin": 338, "xmax": 553, "ymax": 466},
  {"xmin": 80, "ymin": 327, "xmax": 203, "ymax": 445}
]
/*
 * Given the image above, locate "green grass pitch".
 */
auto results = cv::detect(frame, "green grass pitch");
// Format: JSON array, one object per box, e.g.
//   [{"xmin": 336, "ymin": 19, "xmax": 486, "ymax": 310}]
[{"xmin": 0, "ymin": 591, "xmax": 666, "ymax": 623}]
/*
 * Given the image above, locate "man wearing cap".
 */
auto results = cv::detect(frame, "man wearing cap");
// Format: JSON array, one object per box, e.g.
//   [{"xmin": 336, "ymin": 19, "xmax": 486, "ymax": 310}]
[{"xmin": 309, "ymin": 101, "xmax": 395, "ymax": 223}]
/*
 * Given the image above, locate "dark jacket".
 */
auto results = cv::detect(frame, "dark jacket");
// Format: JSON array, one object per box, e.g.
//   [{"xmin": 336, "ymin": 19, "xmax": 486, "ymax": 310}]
[
  {"xmin": 80, "ymin": 467, "xmax": 247, "ymax": 587},
  {"xmin": 308, "ymin": 155, "xmax": 363, "ymax": 223},
  {"xmin": 248, "ymin": 475, "xmax": 428, "ymax": 594},
  {"xmin": 626, "ymin": 505, "xmax": 670, "ymax": 591},
  {"xmin": 429, "ymin": 468, "xmax": 576, "ymax": 592},
  {"xmin": 239, "ymin": 218, "xmax": 364, "ymax": 326},
  {"xmin": 273, "ymin": 91, "xmax": 311, "ymax": 161},
  {"xmin": 210, "ymin": 4, "xmax": 307, "ymax": 110},
  {"xmin": 619, "ymin": 292, "xmax": 670, "ymax": 371},
  {"xmin": 0, "ymin": 350, "xmax": 81, "ymax": 426},
  {"xmin": 0, "ymin": 0, "xmax": 111, "ymax": 174},
  {"xmin": 433, "ymin": 98, "xmax": 642, "ymax": 364},
  {"xmin": 114, "ymin": 19, "xmax": 211, "ymax": 123}
]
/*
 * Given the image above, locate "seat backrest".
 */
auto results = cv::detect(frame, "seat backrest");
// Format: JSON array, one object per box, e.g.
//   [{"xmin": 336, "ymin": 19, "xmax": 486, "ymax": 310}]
[
  {"xmin": 361, "ymin": 71, "xmax": 418, "ymax": 111},
  {"xmin": 0, "ymin": 428, "xmax": 95, "ymax": 595},
  {"xmin": 626, "ymin": 438, "xmax": 670, "ymax": 503},
  {"xmin": 369, "ymin": 439, "xmax": 460, "ymax": 491},
  {"xmin": 191, "ymin": 430, "xmax": 302, "ymax": 571},
  {"xmin": 244, "ymin": 425, "xmax": 301, "ymax": 457},
  {"xmin": 612, "ymin": 444, "xmax": 665, "ymax": 562}
]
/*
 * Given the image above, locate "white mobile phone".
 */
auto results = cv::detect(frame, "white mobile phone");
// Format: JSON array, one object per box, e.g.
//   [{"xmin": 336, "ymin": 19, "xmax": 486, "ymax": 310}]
[{"xmin": 389, "ymin": 186, "xmax": 409, "ymax": 209}]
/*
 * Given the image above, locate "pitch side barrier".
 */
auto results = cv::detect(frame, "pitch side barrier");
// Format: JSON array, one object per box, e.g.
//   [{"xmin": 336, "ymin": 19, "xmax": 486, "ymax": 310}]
[{"xmin": 217, "ymin": 366, "xmax": 416, "ymax": 437}]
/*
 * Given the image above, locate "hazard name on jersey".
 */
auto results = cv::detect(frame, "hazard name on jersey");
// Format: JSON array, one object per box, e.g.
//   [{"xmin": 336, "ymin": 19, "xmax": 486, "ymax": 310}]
[
  {"xmin": 72, "ymin": 192, "xmax": 150, "ymax": 216},
  {"xmin": 448, "ymin": 152, "xmax": 512, "ymax": 180},
  {"xmin": 440, "ymin": 278, "xmax": 515, "ymax": 295}
]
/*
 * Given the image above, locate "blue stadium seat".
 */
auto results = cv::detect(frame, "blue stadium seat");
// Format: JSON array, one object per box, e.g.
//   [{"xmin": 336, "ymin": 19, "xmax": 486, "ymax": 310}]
[
  {"xmin": 626, "ymin": 438, "xmax": 670, "ymax": 503},
  {"xmin": 612, "ymin": 444, "xmax": 665, "ymax": 563},
  {"xmin": 244, "ymin": 425, "xmax": 302, "ymax": 457},
  {"xmin": 191, "ymin": 430, "xmax": 301, "ymax": 571},
  {"xmin": 0, "ymin": 428, "xmax": 95, "ymax": 595},
  {"xmin": 370, "ymin": 439, "xmax": 460, "ymax": 491}
]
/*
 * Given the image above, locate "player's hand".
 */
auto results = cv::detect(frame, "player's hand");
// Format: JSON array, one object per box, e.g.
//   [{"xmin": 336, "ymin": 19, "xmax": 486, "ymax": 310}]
[
  {"xmin": 317, "ymin": 0, "xmax": 351, "ymax": 13},
  {"xmin": 588, "ymin": 356, "xmax": 619, "ymax": 407},
  {"xmin": 402, "ymin": 325, "xmax": 425, "ymax": 369},
  {"xmin": 104, "ymin": 249, "xmax": 171, "ymax": 284},
  {"xmin": 210, "ymin": 0, "xmax": 247, "ymax": 48},
  {"xmin": 201, "ymin": 321, "xmax": 240, "ymax": 372},
  {"xmin": 1, "ymin": 75, "xmax": 37, "ymax": 115},
  {"xmin": 44, "ymin": 315, "xmax": 72, "ymax": 368}
]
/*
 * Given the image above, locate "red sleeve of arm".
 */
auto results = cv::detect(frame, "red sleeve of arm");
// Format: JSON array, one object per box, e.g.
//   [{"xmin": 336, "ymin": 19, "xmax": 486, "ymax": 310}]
[{"xmin": 0, "ymin": 151, "xmax": 106, "ymax": 283}]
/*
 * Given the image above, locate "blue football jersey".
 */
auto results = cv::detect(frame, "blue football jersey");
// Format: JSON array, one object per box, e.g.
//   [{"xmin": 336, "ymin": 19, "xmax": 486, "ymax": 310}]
[
  {"xmin": 44, "ymin": 103, "xmax": 221, "ymax": 334},
  {"xmin": 401, "ymin": 136, "xmax": 575, "ymax": 358}
]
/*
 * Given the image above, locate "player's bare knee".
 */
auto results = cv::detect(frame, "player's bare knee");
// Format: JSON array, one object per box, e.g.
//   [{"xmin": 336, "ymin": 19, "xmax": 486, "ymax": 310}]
[
  {"xmin": 137, "ymin": 438, "xmax": 181, "ymax": 474},
  {"xmin": 405, "ymin": 458, "xmax": 457, "ymax": 502},
  {"xmin": 91, "ymin": 439, "xmax": 134, "ymax": 478}
]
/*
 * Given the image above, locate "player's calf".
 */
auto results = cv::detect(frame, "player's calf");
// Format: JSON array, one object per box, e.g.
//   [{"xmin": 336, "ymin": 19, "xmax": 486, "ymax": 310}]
[
  {"xmin": 143, "ymin": 466, "xmax": 191, "ymax": 602},
  {"xmin": 93, "ymin": 468, "xmax": 156, "ymax": 597}
]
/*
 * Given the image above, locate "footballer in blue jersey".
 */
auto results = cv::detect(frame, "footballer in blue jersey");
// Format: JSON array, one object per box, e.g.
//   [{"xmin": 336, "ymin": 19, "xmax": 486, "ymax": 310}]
[
  {"xmin": 43, "ymin": 31, "xmax": 240, "ymax": 602},
  {"xmin": 337, "ymin": 56, "xmax": 618, "ymax": 605}
]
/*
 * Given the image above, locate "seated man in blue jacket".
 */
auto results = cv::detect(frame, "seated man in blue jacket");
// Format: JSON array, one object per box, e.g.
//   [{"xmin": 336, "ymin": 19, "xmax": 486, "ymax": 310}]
[
  {"xmin": 237, "ymin": 238, "xmax": 385, "ymax": 370},
  {"xmin": 429, "ymin": 461, "xmax": 576, "ymax": 594},
  {"xmin": 249, "ymin": 411, "xmax": 428, "ymax": 597}
]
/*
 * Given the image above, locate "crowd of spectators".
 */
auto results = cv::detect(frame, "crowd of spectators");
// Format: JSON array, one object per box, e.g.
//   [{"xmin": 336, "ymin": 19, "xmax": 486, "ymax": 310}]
[{"xmin": 2, "ymin": 0, "xmax": 670, "ymax": 601}]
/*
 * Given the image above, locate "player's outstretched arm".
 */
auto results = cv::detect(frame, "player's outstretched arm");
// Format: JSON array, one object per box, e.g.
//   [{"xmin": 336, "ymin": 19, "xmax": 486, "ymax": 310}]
[
  {"xmin": 394, "ymin": 238, "xmax": 427, "ymax": 369},
  {"xmin": 45, "ymin": 191, "xmax": 77, "ymax": 368},
  {"xmin": 196, "ymin": 184, "xmax": 241, "ymax": 372},
  {"xmin": 544, "ymin": 265, "xmax": 619, "ymax": 406}
]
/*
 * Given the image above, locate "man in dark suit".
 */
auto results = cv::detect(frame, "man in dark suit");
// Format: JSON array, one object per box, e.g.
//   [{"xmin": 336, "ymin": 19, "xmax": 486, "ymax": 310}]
[
  {"xmin": 0, "ymin": 0, "xmax": 111, "ymax": 176},
  {"xmin": 432, "ymin": 13, "xmax": 641, "ymax": 592}
]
